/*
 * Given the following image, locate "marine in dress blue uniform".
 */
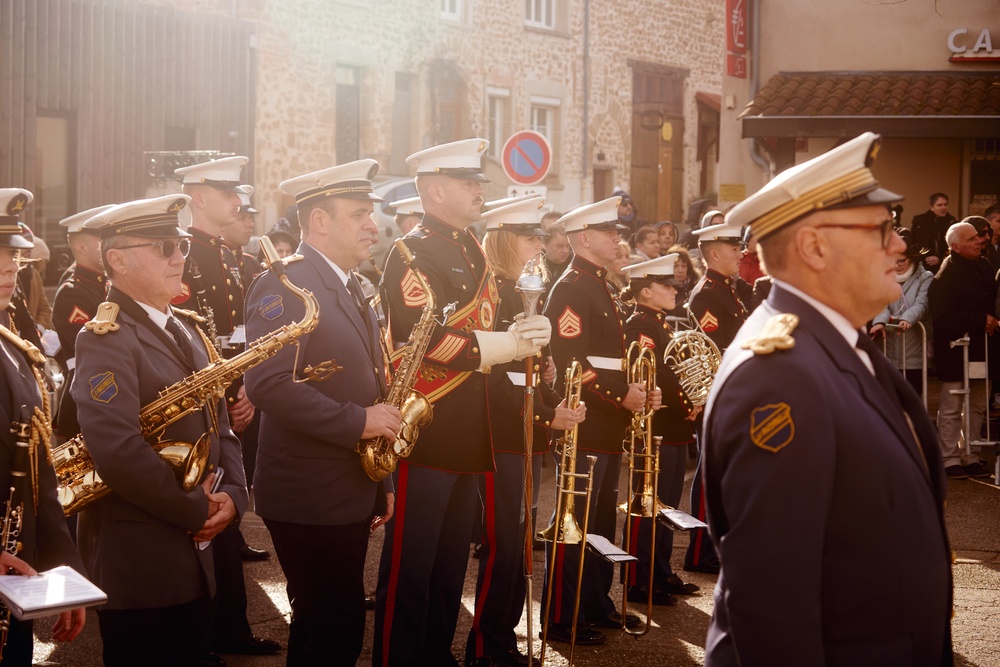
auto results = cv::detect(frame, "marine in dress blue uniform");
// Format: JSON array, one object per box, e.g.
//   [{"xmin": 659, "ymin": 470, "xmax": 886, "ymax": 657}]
[
  {"xmin": 374, "ymin": 140, "xmax": 550, "ymax": 667},
  {"xmin": 172, "ymin": 156, "xmax": 277, "ymax": 657},
  {"xmin": 541, "ymin": 197, "xmax": 659, "ymax": 642},
  {"xmin": 465, "ymin": 197, "xmax": 582, "ymax": 666},
  {"xmin": 703, "ymin": 133, "xmax": 952, "ymax": 667},
  {"xmin": 684, "ymin": 220, "xmax": 746, "ymax": 574},
  {"xmin": 619, "ymin": 254, "xmax": 700, "ymax": 606},
  {"xmin": 51, "ymin": 205, "xmax": 112, "ymax": 439},
  {"xmin": 0, "ymin": 189, "xmax": 87, "ymax": 665},
  {"xmin": 245, "ymin": 160, "xmax": 398, "ymax": 667},
  {"xmin": 72, "ymin": 195, "xmax": 249, "ymax": 667}
]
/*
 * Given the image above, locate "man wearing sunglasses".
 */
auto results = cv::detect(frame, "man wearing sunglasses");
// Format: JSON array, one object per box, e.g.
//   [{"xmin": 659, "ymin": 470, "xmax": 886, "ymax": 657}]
[
  {"xmin": 73, "ymin": 194, "xmax": 249, "ymax": 666},
  {"xmin": 173, "ymin": 156, "xmax": 280, "ymax": 659},
  {"xmin": 701, "ymin": 133, "xmax": 951, "ymax": 666}
]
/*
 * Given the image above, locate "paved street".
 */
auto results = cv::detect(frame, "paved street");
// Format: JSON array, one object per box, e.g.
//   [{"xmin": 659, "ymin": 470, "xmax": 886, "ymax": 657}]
[{"xmin": 29, "ymin": 446, "xmax": 1000, "ymax": 666}]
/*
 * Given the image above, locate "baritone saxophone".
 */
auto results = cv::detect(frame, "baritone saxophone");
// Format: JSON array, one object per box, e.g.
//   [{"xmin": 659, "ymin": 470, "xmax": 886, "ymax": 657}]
[{"xmin": 53, "ymin": 237, "xmax": 324, "ymax": 515}]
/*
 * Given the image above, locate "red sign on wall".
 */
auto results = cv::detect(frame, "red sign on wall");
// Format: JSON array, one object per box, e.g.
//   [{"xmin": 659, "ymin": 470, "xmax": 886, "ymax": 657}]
[
  {"xmin": 727, "ymin": 0, "xmax": 747, "ymax": 54},
  {"xmin": 727, "ymin": 54, "xmax": 747, "ymax": 79}
]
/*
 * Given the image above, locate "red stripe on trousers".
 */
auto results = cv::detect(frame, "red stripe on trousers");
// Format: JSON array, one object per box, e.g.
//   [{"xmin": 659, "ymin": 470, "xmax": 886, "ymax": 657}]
[
  {"xmin": 470, "ymin": 472, "xmax": 497, "ymax": 657},
  {"xmin": 380, "ymin": 462, "xmax": 410, "ymax": 667}
]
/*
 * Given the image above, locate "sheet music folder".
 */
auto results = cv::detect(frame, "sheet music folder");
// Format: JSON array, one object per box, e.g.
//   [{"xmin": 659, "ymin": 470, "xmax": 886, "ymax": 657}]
[{"xmin": 0, "ymin": 565, "xmax": 108, "ymax": 620}]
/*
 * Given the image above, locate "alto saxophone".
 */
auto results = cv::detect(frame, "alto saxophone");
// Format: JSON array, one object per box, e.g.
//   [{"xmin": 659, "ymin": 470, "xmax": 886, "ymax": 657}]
[
  {"xmin": 357, "ymin": 239, "xmax": 435, "ymax": 482},
  {"xmin": 53, "ymin": 237, "xmax": 324, "ymax": 515}
]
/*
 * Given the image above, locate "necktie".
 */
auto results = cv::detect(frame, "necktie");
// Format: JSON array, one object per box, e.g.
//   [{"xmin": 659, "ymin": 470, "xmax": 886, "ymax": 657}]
[{"xmin": 166, "ymin": 317, "xmax": 196, "ymax": 368}]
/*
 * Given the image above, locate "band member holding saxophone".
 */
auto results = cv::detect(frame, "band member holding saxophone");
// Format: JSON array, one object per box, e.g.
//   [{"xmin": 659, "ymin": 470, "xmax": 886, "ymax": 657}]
[
  {"xmin": 465, "ymin": 197, "xmax": 586, "ymax": 667},
  {"xmin": 374, "ymin": 139, "xmax": 550, "ymax": 667},
  {"xmin": 245, "ymin": 160, "xmax": 400, "ymax": 667},
  {"xmin": 72, "ymin": 196, "xmax": 248, "ymax": 666},
  {"xmin": 541, "ymin": 197, "xmax": 661, "ymax": 644},
  {"xmin": 0, "ymin": 189, "xmax": 86, "ymax": 664},
  {"xmin": 620, "ymin": 254, "xmax": 701, "ymax": 606}
]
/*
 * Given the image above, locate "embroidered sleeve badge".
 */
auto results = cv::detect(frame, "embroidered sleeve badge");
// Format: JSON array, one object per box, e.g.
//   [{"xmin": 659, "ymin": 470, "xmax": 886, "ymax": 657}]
[
  {"xmin": 638, "ymin": 333, "xmax": 655, "ymax": 350},
  {"xmin": 89, "ymin": 371, "xmax": 119, "ymax": 403},
  {"xmin": 68, "ymin": 305, "xmax": 91, "ymax": 325},
  {"xmin": 425, "ymin": 332, "xmax": 468, "ymax": 365},
  {"xmin": 557, "ymin": 306, "xmax": 582, "ymax": 339},
  {"xmin": 170, "ymin": 281, "xmax": 191, "ymax": 305},
  {"xmin": 699, "ymin": 310, "xmax": 719, "ymax": 333},
  {"xmin": 401, "ymin": 268, "xmax": 430, "ymax": 308},
  {"xmin": 750, "ymin": 402, "xmax": 794, "ymax": 453},
  {"xmin": 259, "ymin": 294, "xmax": 284, "ymax": 321},
  {"xmin": 581, "ymin": 369, "xmax": 597, "ymax": 384}
]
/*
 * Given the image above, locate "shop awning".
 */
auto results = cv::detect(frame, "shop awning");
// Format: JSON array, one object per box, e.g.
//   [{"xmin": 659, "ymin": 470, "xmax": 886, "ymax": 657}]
[{"xmin": 740, "ymin": 72, "xmax": 1000, "ymax": 138}]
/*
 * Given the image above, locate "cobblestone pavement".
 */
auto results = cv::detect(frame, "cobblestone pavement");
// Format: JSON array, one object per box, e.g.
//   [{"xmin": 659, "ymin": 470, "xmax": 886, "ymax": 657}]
[{"xmin": 30, "ymin": 445, "xmax": 1000, "ymax": 666}]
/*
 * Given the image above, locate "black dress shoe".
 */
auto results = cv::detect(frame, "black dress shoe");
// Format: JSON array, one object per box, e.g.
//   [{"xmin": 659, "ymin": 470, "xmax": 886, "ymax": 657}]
[
  {"xmin": 587, "ymin": 610, "xmax": 641, "ymax": 629},
  {"xmin": 472, "ymin": 543, "xmax": 484, "ymax": 559},
  {"xmin": 540, "ymin": 623, "xmax": 606, "ymax": 645},
  {"xmin": 627, "ymin": 584, "xmax": 676, "ymax": 606},
  {"xmin": 683, "ymin": 560, "xmax": 720, "ymax": 575},
  {"xmin": 660, "ymin": 573, "xmax": 700, "ymax": 595},
  {"xmin": 240, "ymin": 544, "xmax": 270, "ymax": 561},
  {"xmin": 504, "ymin": 647, "xmax": 540, "ymax": 666},
  {"xmin": 213, "ymin": 633, "xmax": 281, "ymax": 655},
  {"xmin": 198, "ymin": 651, "xmax": 227, "ymax": 667}
]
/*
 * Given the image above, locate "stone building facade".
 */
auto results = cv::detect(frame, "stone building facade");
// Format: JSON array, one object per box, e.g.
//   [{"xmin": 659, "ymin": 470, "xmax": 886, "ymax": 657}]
[{"xmin": 126, "ymin": 0, "xmax": 724, "ymax": 230}]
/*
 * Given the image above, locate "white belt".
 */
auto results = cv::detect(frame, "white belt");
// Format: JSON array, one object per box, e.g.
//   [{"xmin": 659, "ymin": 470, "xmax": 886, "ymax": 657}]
[
  {"xmin": 65, "ymin": 357, "xmax": 75, "ymax": 372},
  {"xmin": 587, "ymin": 356, "xmax": 624, "ymax": 371}
]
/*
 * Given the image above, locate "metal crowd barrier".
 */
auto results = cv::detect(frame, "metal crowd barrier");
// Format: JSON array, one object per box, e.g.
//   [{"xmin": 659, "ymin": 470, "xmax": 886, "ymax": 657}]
[
  {"xmin": 950, "ymin": 333, "xmax": 1000, "ymax": 485},
  {"xmin": 879, "ymin": 321, "xmax": 929, "ymax": 409}
]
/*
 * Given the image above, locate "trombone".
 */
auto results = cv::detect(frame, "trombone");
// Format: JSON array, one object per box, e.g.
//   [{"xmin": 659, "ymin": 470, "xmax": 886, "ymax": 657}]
[
  {"xmin": 620, "ymin": 342, "xmax": 660, "ymax": 637},
  {"xmin": 538, "ymin": 360, "xmax": 597, "ymax": 667}
]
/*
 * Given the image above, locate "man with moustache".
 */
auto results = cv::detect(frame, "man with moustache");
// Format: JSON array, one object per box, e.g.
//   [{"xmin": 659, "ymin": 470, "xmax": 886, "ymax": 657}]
[
  {"xmin": 542, "ymin": 196, "xmax": 661, "ymax": 643},
  {"xmin": 245, "ymin": 159, "xmax": 400, "ymax": 666},
  {"xmin": 702, "ymin": 133, "xmax": 951, "ymax": 666},
  {"xmin": 374, "ymin": 139, "xmax": 551, "ymax": 667},
  {"xmin": 73, "ymin": 195, "xmax": 248, "ymax": 665}
]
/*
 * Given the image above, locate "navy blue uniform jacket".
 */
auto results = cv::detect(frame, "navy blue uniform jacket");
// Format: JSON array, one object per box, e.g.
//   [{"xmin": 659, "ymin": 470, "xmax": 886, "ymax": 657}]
[
  {"xmin": 245, "ymin": 243, "xmax": 386, "ymax": 526},
  {"xmin": 703, "ymin": 284, "xmax": 952, "ymax": 667}
]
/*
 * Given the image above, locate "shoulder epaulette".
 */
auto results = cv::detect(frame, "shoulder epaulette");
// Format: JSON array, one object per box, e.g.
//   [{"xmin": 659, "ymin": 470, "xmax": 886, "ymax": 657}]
[
  {"xmin": 741, "ymin": 313, "xmax": 798, "ymax": 355},
  {"xmin": 84, "ymin": 302, "xmax": 121, "ymax": 335},
  {"xmin": 279, "ymin": 254, "xmax": 305, "ymax": 266},
  {"xmin": 172, "ymin": 307, "xmax": 208, "ymax": 325}
]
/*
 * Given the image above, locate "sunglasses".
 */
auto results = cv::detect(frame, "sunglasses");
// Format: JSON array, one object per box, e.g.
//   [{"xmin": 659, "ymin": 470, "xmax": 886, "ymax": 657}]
[
  {"xmin": 815, "ymin": 218, "xmax": 896, "ymax": 249},
  {"xmin": 117, "ymin": 238, "xmax": 191, "ymax": 258}
]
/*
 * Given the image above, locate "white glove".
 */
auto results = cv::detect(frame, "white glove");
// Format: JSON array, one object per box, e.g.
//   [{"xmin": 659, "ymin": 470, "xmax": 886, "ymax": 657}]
[
  {"xmin": 476, "ymin": 330, "xmax": 518, "ymax": 370},
  {"xmin": 510, "ymin": 314, "xmax": 552, "ymax": 347}
]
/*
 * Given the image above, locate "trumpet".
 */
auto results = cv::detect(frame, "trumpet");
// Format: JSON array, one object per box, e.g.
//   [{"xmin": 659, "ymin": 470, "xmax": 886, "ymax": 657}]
[
  {"xmin": 538, "ymin": 361, "xmax": 597, "ymax": 667},
  {"xmin": 620, "ymin": 341, "xmax": 660, "ymax": 636}
]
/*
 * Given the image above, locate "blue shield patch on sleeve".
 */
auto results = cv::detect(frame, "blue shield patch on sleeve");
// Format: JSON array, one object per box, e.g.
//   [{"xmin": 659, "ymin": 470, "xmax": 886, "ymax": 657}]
[
  {"xmin": 89, "ymin": 372, "xmax": 119, "ymax": 403},
  {"xmin": 260, "ymin": 294, "xmax": 284, "ymax": 321}
]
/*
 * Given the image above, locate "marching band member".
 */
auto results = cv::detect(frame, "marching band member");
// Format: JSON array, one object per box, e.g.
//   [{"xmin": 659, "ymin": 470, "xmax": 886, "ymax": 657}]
[
  {"xmin": 373, "ymin": 139, "xmax": 550, "ymax": 667},
  {"xmin": 73, "ymin": 195, "xmax": 248, "ymax": 666},
  {"xmin": 619, "ymin": 254, "xmax": 700, "ymax": 606},
  {"xmin": 244, "ymin": 160, "xmax": 398, "ymax": 667},
  {"xmin": 465, "ymin": 196, "xmax": 585, "ymax": 667},
  {"xmin": 541, "ymin": 197, "xmax": 661, "ymax": 644},
  {"xmin": 0, "ymin": 189, "xmax": 86, "ymax": 665}
]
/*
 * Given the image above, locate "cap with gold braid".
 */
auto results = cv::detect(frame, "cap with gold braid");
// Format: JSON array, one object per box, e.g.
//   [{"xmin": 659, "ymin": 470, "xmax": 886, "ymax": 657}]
[
  {"xmin": 729, "ymin": 132, "xmax": 902, "ymax": 240},
  {"xmin": 406, "ymin": 138, "xmax": 491, "ymax": 183},
  {"xmin": 482, "ymin": 195, "xmax": 548, "ymax": 236},
  {"xmin": 0, "ymin": 188, "xmax": 35, "ymax": 249},
  {"xmin": 83, "ymin": 195, "xmax": 193, "ymax": 239},
  {"xmin": 280, "ymin": 159, "xmax": 383, "ymax": 206}
]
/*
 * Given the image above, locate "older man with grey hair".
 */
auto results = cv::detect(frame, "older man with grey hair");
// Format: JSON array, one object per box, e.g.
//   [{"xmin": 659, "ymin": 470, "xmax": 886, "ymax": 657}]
[{"xmin": 929, "ymin": 217, "xmax": 997, "ymax": 479}]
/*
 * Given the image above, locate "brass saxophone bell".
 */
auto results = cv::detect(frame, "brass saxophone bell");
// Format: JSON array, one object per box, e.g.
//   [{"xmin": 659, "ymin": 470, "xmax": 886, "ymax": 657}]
[{"xmin": 153, "ymin": 432, "xmax": 212, "ymax": 492}]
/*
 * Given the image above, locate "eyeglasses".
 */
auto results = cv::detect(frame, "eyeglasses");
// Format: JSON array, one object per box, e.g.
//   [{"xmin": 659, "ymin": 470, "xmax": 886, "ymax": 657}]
[
  {"xmin": 814, "ymin": 218, "xmax": 896, "ymax": 249},
  {"xmin": 117, "ymin": 238, "xmax": 191, "ymax": 258}
]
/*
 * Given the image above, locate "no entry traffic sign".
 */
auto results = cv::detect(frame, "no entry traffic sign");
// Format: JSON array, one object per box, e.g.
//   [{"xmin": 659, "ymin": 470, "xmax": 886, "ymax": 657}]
[{"xmin": 501, "ymin": 131, "xmax": 552, "ymax": 186}]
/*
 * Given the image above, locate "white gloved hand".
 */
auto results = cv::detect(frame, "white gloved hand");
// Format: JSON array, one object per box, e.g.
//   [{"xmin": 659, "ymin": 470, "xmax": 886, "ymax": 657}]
[
  {"xmin": 509, "ymin": 314, "xmax": 552, "ymax": 347},
  {"xmin": 476, "ymin": 330, "xmax": 518, "ymax": 370}
]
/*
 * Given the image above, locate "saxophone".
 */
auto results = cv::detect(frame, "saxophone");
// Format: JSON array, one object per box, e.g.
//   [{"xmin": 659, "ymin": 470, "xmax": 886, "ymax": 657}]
[
  {"xmin": 53, "ymin": 237, "xmax": 324, "ymax": 515},
  {"xmin": 357, "ymin": 239, "xmax": 435, "ymax": 482}
]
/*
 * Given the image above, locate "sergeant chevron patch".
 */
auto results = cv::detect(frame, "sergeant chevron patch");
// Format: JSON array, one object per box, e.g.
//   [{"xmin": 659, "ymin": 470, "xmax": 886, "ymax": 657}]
[
  {"xmin": 638, "ymin": 334, "xmax": 655, "ymax": 350},
  {"xmin": 699, "ymin": 310, "xmax": 719, "ymax": 333},
  {"xmin": 750, "ymin": 402, "xmax": 794, "ymax": 453},
  {"xmin": 557, "ymin": 306, "xmax": 582, "ymax": 338},
  {"xmin": 401, "ymin": 268, "xmax": 429, "ymax": 308},
  {"xmin": 68, "ymin": 305, "xmax": 91, "ymax": 325}
]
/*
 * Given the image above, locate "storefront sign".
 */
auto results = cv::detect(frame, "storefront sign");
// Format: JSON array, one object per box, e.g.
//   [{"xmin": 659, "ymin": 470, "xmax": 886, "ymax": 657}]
[{"xmin": 948, "ymin": 27, "xmax": 999, "ymax": 62}]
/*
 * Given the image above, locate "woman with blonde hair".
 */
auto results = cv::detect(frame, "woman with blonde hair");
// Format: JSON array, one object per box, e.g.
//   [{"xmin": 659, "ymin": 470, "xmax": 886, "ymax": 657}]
[{"xmin": 466, "ymin": 198, "xmax": 586, "ymax": 667}]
